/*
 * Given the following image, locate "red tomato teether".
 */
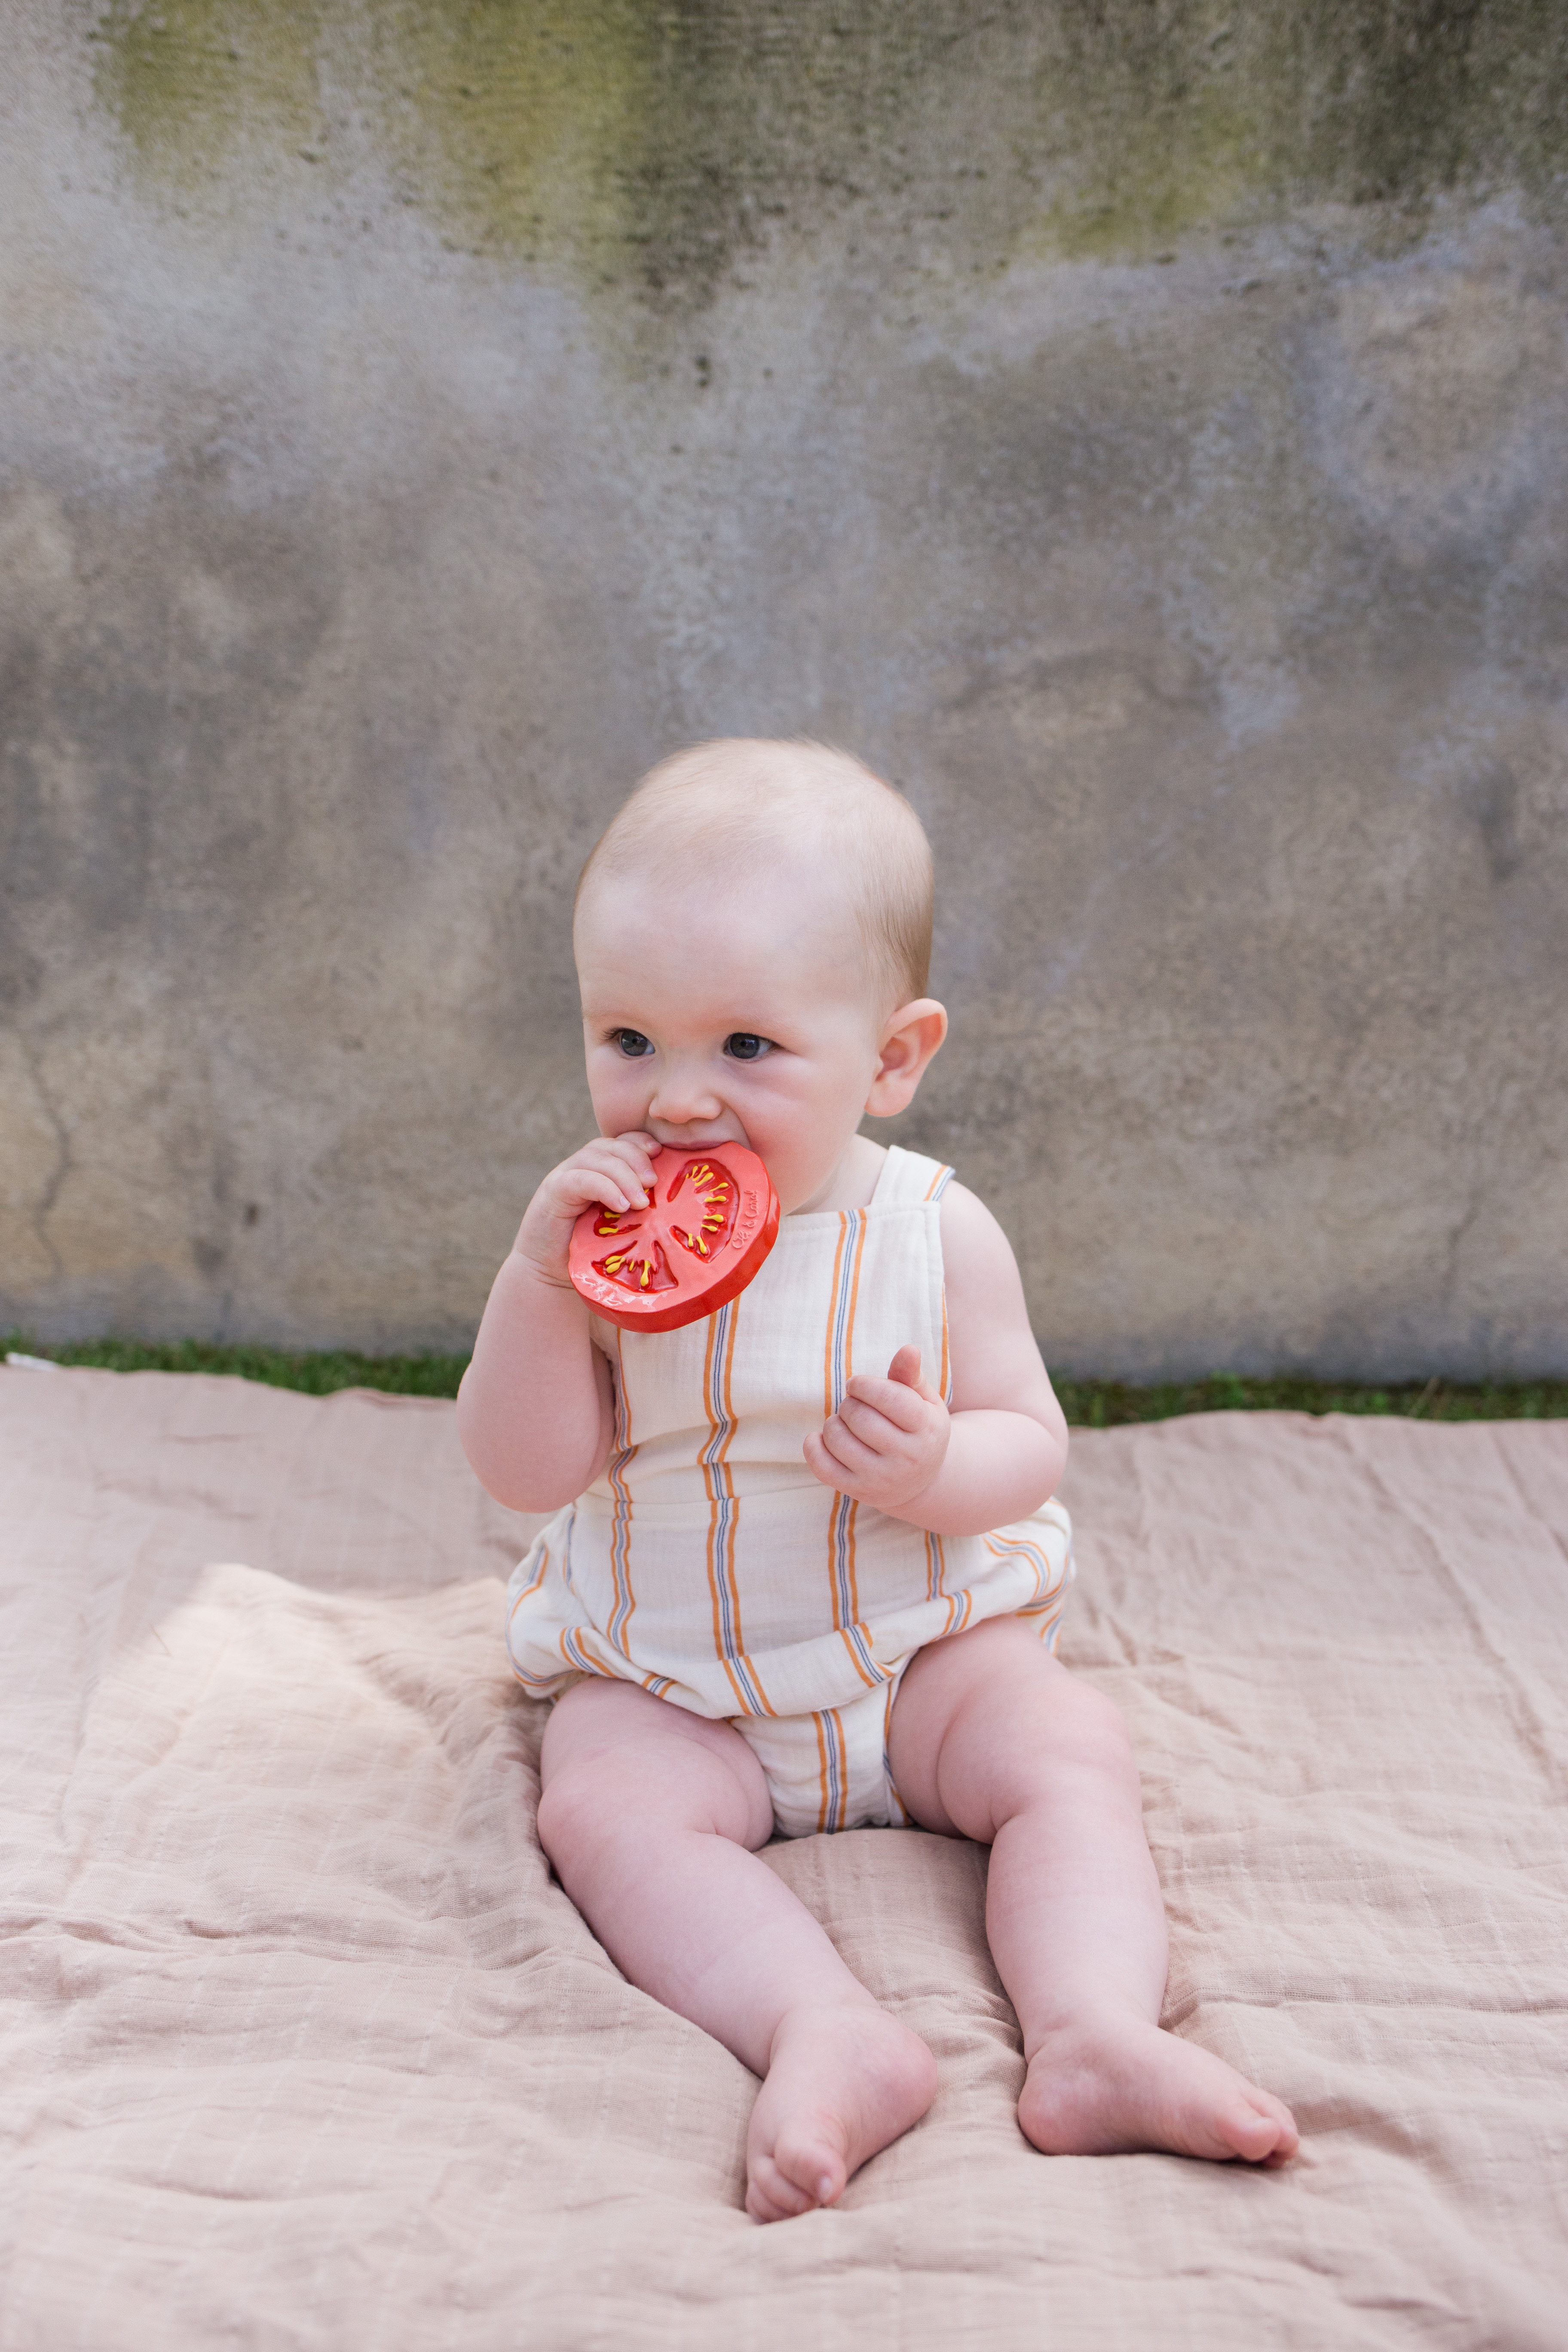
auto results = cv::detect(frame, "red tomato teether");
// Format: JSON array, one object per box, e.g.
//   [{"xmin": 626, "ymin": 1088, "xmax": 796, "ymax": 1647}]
[{"xmin": 568, "ymin": 1143, "xmax": 781, "ymax": 1333}]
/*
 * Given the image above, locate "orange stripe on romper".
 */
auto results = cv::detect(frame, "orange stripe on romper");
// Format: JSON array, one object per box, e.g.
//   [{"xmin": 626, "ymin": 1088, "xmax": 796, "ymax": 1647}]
[
  {"xmin": 823, "ymin": 1211, "xmax": 850, "ymax": 1633},
  {"xmin": 843, "ymin": 1212, "xmax": 867, "ymax": 1382},
  {"xmin": 823, "ymin": 1215, "xmax": 868, "ymax": 1631},
  {"xmin": 731, "ymin": 1651, "xmax": 778, "ymax": 1718},
  {"xmin": 607, "ymin": 1329, "xmax": 637, "ymax": 1652},
  {"xmin": 840, "ymin": 1217, "xmax": 867, "ymax": 1620},
  {"xmin": 842, "ymin": 1501, "xmax": 861, "ymax": 1626},
  {"xmin": 507, "ymin": 1542, "xmax": 550, "ymax": 1627},
  {"xmin": 812, "ymin": 1709, "xmax": 849, "ymax": 1833},
  {"xmin": 929, "ymin": 1163, "xmax": 952, "ymax": 1397},
  {"xmin": 748, "ymin": 1657, "xmax": 778, "ymax": 1716},
  {"xmin": 718, "ymin": 1305, "xmax": 745, "ymax": 1661},
  {"xmin": 560, "ymin": 1626, "xmax": 610, "ymax": 1678},
  {"xmin": 882, "ymin": 1681, "xmax": 913, "ymax": 1825},
  {"xmin": 702, "ymin": 1312, "xmax": 729, "ymax": 1662},
  {"xmin": 719, "ymin": 1656, "xmax": 755, "ymax": 1715},
  {"xmin": 702, "ymin": 1307, "xmax": 768, "ymax": 1714},
  {"xmin": 823, "ymin": 1213, "xmax": 849, "ymax": 1418},
  {"xmin": 839, "ymin": 1624, "xmax": 882, "ymax": 1690}
]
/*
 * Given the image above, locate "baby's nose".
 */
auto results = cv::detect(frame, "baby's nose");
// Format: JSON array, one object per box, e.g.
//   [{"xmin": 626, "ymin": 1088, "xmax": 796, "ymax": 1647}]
[{"xmin": 647, "ymin": 1068, "xmax": 725, "ymax": 1125}]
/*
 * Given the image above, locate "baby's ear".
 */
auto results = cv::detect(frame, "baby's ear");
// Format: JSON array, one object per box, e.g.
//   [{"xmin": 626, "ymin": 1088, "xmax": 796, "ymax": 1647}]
[{"xmin": 865, "ymin": 999, "xmax": 947, "ymax": 1118}]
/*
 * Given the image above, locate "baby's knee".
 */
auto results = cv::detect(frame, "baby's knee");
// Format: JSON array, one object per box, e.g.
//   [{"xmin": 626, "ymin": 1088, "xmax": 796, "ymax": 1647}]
[
  {"xmin": 534, "ymin": 1755, "xmax": 621, "ymax": 1877},
  {"xmin": 1047, "ymin": 1675, "xmax": 1135, "ymax": 1770},
  {"xmin": 971, "ymin": 1625, "xmax": 1128, "ymax": 1745},
  {"xmin": 535, "ymin": 1747, "xmax": 680, "ymax": 1877},
  {"xmin": 977, "ymin": 1642, "xmax": 1136, "ymax": 1789}
]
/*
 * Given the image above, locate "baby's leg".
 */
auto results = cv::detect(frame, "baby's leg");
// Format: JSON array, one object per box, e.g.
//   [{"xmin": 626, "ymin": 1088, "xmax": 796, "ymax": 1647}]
[
  {"xmin": 888, "ymin": 1619, "xmax": 1298, "ymax": 2164},
  {"xmin": 537, "ymin": 1678, "xmax": 935, "ymax": 2220}
]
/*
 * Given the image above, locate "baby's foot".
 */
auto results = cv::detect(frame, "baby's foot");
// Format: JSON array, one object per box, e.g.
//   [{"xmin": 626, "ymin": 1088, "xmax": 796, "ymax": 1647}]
[
  {"xmin": 745, "ymin": 2000, "xmax": 937, "ymax": 2223},
  {"xmin": 1019, "ymin": 2009, "xmax": 1298, "ymax": 2165}
]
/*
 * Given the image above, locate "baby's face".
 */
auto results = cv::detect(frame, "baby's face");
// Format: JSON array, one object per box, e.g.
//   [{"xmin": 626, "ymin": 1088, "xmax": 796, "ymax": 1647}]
[{"xmin": 575, "ymin": 859, "xmax": 891, "ymax": 1215}]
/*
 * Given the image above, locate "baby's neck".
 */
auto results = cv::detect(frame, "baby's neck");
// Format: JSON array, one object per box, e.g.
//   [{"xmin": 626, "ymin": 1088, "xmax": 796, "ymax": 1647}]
[{"xmin": 792, "ymin": 1134, "xmax": 888, "ymax": 1216}]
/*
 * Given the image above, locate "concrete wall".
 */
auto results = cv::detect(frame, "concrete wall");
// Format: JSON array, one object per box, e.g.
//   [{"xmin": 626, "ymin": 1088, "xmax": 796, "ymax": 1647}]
[{"xmin": 3, "ymin": 0, "xmax": 1566, "ymax": 1377}]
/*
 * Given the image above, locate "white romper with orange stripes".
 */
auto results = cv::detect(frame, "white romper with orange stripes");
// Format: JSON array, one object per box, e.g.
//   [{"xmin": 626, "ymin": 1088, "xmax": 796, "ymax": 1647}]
[{"xmin": 505, "ymin": 1145, "xmax": 1074, "ymax": 1837}]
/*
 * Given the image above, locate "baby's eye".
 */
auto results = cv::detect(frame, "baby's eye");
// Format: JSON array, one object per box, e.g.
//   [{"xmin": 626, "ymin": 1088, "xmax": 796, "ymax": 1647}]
[
  {"xmin": 612, "ymin": 1028, "xmax": 654, "ymax": 1058},
  {"xmin": 724, "ymin": 1032, "xmax": 774, "ymax": 1063}
]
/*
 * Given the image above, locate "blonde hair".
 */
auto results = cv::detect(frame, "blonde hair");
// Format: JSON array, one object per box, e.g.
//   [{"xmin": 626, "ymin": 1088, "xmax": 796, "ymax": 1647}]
[{"xmin": 576, "ymin": 739, "xmax": 934, "ymax": 1006}]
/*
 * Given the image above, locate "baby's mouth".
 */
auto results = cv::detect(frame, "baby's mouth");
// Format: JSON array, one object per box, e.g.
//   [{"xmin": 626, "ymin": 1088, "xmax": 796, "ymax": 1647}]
[{"xmin": 648, "ymin": 1121, "xmax": 749, "ymax": 1151}]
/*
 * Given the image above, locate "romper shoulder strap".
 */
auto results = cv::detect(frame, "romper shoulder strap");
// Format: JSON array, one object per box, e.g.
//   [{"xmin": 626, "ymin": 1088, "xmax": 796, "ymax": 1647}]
[{"xmin": 873, "ymin": 1145, "xmax": 956, "ymax": 1207}]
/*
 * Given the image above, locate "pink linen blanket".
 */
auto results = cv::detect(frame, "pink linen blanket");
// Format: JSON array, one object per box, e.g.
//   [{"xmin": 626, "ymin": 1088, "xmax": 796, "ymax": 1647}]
[{"xmin": 2, "ymin": 1365, "xmax": 1565, "ymax": 2349}]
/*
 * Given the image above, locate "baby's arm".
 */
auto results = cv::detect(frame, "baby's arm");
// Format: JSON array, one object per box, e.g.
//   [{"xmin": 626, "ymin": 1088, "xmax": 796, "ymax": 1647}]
[
  {"xmin": 803, "ymin": 1183, "xmax": 1067, "ymax": 1537},
  {"xmin": 456, "ymin": 1131, "xmax": 658, "ymax": 1512}
]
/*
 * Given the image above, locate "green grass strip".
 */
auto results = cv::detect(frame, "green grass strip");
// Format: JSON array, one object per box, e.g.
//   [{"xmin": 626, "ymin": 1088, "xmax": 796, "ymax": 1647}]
[
  {"xmin": 6, "ymin": 1334, "xmax": 1565, "ymax": 1423},
  {"xmin": 1051, "ymin": 1373, "xmax": 1568, "ymax": 1426},
  {"xmin": 3, "ymin": 1335, "xmax": 469, "ymax": 1399}
]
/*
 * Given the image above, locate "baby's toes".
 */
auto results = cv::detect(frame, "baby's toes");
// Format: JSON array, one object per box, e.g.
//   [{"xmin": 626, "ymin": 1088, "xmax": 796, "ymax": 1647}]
[
  {"xmin": 772, "ymin": 2127, "xmax": 846, "ymax": 2209},
  {"xmin": 745, "ymin": 2125, "xmax": 847, "ymax": 2223},
  {"xmin": 745, "ymin": 2164, "xmax": 811, "ymax": 2225},
  {"xmin": 746, "ymin": 2143, "xmax": 838, "ymax": 2225},
  {"xmin": 1219, "ymin": 2090, "xmax": 1298, "ymax": 2164},
  {"xmin": 1251, "ymin": 2094, "xmax": 1300, "ymax": 2165}
]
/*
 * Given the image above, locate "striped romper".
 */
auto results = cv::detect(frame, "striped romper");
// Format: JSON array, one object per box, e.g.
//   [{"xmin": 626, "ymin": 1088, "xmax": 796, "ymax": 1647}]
[{"xmin": 505, "ymin": 1145, "xmax": 1074, "ymax": 1837}]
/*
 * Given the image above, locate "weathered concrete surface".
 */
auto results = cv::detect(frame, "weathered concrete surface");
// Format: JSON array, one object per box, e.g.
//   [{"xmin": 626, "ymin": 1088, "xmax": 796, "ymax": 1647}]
[{"xmin": 3, "ymin": 2, "xmax": 1566, "ymax": 1376}]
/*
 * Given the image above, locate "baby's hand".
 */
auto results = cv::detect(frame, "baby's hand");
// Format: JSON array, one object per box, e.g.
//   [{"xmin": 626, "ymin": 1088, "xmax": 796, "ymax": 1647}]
[
  {"xmin": 804, "ymin": 1345, "xmax": 950, "ymax": 1513},
  {"xmin": 513, "ymin": 1132, "xmax": 659, "ymax": 1288}
]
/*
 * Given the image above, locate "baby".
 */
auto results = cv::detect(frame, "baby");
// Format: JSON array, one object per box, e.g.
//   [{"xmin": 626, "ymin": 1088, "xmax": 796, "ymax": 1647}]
[{"xmin": 458, "ymin": 739, "xmax": 1298, "ymax": 2221}]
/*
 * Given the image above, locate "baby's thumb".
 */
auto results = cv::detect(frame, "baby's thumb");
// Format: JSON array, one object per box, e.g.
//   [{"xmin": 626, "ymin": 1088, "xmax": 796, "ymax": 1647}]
[{"xmin": 888, "ymin": 1344, "xmax": 936, "ymax": 1399}]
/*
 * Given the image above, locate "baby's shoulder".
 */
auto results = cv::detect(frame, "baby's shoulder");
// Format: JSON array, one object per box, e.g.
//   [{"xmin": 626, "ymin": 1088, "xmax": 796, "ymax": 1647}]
[
  {"xmin": 936, "ymin": 1175, "xmax": 1007, "ymax": 1238},
  {"xmin": 937, "ymin": 1179, "xmax": 1023, "ymax": 1287}
]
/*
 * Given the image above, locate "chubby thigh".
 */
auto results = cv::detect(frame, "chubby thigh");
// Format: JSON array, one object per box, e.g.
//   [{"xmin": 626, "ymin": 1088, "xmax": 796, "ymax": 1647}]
[
  {"xmin": 888, "ymin": 1616, "xmax": 1128, "ymax": 1842},
  {"xmin": 536, "ymin": 1615, "xmax": 1086, "ymax": 1855},
  {"xmin": 539, "ymin": 1678, "xmax": 778, "ymax": 1857},
  {"xmin": 538, "ymin": 1672, "xmax": 908, "ymax": 1848}
]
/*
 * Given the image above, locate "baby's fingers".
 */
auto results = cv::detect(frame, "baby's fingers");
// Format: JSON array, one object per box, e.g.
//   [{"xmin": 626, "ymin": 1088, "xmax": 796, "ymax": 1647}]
[
  {"xmin": 887, "ymin": 1345, "xmax": 943, "ymax": 1404},
  {"xmin": 551, "ymin": 1169, "xmax": 639, "ymax": 1219},
  {"xmin": 843, "ymin": 1374, "xmax": 927, "ymax": 1433},
  {"xmin": 553, "ymin": 1145, "xmax": 650, "ymax": 1214},
  {"xmin": 597, "ymin": 1136, "xmax": 660, "ymax": 1200},
  {"xmin": 606, "ymin": 1130, "xmax": 660, "ymax": 1183},
  {"xmin": 815, "ymin": 1415, "xmax": 886, "ymax": 1480},
  {"xmin": 803, "ymin": 1428, "xmax": 851, "ymax": 1490}
]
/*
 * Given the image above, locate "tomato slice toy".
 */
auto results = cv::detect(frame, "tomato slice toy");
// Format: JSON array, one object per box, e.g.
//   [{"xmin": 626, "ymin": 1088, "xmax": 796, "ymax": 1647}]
[{"xmin": 568, "ymin": 1143, "xmax": 781, "ymax": 1333}]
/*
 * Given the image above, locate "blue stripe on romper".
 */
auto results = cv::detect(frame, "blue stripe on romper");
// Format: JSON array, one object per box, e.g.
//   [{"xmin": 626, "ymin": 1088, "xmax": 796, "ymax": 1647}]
[
  {"xmin": 824, "ymin": 1711, "xmax": 844, "ymax": 1829},
  {"xmin": 605, "ymin": 1335, "xmax": 637, "ymax": 1653},
  {"xmin": 827, "ymin": 1210, "xmax": 866, "ymax": 1630},
  {"xmin": 701, "ymin": 1300, "xmax": 769, "ymax": 1715},
  {"xmin": 701, "ymin": 1298, "xmax": 739, "ymax": 1640}
]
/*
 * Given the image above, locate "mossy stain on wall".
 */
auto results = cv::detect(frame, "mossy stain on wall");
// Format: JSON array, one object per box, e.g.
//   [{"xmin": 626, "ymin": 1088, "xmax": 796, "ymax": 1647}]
[
  {"xmin": 91, "ymin": 0, "xmax": 1568, "ymax": 299},
  {"xmin": 92, "ymin": 0, "xmax": 329, "ymax": 187},
  {"xmin": 370, "ymin": 5, "xmax": 651, "ymax": 279}
]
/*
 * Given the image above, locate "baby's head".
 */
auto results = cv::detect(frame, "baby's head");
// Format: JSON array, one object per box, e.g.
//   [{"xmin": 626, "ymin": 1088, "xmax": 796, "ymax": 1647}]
[{"xmin": 573, "ymin": 740, "xmax": 947, "ymax": 1213}]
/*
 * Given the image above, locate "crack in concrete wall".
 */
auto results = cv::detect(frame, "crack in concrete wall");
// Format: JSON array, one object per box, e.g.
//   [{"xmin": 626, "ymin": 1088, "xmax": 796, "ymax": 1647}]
[{"xmin": 6, "ymin": 1027, "xmax": 70, "ymax": 1287}]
